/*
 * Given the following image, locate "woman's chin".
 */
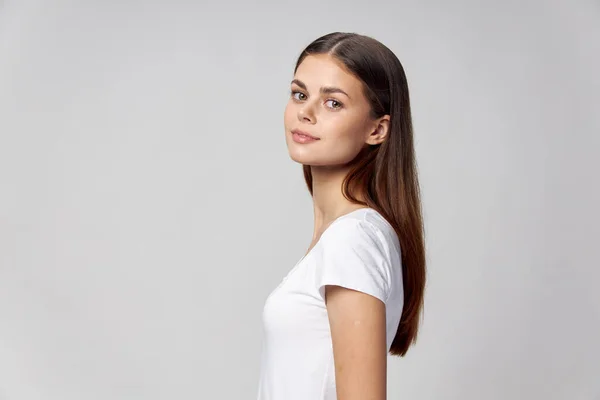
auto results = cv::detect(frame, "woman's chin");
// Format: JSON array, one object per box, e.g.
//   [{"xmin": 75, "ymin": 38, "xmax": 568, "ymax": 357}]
[{"xmin": 288, "ymin": 153, "xmax": 312, "ymax": 164}]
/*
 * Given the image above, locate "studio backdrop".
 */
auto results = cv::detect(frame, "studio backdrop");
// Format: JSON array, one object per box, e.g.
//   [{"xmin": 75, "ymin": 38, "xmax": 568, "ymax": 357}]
[{"xmin": 0, "ymin": 1, "xmax": 598, "ymax": 399}]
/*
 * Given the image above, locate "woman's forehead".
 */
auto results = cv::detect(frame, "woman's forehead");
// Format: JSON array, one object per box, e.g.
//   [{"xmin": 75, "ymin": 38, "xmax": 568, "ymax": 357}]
[{"xmin": 293, "ymin": 54, "xmax": 362, "ymax": 92}]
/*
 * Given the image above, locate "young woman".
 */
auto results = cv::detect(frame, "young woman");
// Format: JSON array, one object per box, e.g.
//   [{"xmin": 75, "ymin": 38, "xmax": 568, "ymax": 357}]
[{"xmin": 257, "ymin": 32, "xmax": 426, "ymax": 400}]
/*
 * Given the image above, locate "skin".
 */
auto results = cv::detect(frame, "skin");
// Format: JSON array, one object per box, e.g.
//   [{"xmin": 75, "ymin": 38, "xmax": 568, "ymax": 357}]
[{"xmin": 283, "ymin": 53, "xmax": 391, "ymax": 400}]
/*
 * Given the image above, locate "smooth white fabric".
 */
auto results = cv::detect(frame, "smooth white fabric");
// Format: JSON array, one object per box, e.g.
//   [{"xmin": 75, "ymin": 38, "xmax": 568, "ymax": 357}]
[{"xmin": 257, "ymin": 208, "xmax": 404, "ymax": 400}]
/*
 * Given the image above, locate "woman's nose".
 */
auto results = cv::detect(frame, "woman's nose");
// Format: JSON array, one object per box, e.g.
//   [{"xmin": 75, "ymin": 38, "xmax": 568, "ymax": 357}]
[{"xmin": 298, "ymin": 104, "xmax": 315, "ymax": 123}]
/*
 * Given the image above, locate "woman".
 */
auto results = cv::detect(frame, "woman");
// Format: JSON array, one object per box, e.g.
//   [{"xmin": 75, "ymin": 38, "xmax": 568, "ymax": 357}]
[{"xmin": 257, "ymin": 32, "xmax": 426, "ymax": 400}]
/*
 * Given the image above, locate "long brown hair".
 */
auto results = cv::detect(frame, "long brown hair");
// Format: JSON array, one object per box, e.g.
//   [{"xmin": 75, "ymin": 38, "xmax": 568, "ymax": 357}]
[{"xmin": 294, "ymin": 32, "xmax": 426, "ymax": 357}]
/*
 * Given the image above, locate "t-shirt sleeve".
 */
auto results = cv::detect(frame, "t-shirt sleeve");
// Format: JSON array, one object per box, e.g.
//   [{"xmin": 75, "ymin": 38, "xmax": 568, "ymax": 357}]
[{"xmin": 314, "ymin": 218, "xmax": 393, "ymax": 303}]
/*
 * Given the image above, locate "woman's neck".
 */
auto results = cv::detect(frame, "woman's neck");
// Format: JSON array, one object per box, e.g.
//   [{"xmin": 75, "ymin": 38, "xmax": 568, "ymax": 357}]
[{"xmin": 309, "ymin": 165, "xmax": 367, "ymax": 238}]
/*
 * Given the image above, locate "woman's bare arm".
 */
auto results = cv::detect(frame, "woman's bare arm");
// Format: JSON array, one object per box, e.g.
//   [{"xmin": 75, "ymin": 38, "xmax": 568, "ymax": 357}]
[{"xmin": 325, "ymin": 285, "xmax": 387, "ymax": 400}]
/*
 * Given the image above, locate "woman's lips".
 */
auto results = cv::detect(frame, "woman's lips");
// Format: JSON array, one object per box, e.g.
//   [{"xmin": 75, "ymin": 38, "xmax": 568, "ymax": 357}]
[{"xmin": 291, "ymin": 129, "xmax": 320, "ymax": 144}]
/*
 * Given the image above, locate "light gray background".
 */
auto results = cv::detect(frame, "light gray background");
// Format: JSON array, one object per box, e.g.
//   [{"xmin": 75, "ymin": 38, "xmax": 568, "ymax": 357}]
[{"xmin": 1, "ymin": 1, "xmax": 598, "ymax": 399}]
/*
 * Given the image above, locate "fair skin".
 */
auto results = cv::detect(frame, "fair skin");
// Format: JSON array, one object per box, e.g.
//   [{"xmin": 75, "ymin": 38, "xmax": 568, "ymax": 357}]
[{"xmin": 283, "ymin": 53, "xmax": 391, "ymax": 400}]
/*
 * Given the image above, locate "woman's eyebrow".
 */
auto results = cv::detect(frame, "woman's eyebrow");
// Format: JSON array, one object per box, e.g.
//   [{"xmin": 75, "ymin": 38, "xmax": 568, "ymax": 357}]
[{"xmin": 291, "ymin": 79, "xmax": 351, "ymax": 99}]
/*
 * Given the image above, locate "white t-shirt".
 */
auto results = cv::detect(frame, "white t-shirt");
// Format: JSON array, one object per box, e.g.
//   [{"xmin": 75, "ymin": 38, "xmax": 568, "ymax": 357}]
[{"xmin": 257, "ymin": 208, "xmax": 404, "ymax": 400}]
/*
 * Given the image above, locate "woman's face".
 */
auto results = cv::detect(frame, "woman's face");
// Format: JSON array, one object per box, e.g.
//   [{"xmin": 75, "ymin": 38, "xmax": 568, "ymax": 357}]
[{"xmin": 284, "ymin": 54, "xmax": 388, "ymax": 167}]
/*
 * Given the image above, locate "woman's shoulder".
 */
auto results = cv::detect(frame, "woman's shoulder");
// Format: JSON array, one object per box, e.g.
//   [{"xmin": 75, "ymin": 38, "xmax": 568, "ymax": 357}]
[
  {"xmin": 321, "ymin": 208, "xmax": 400, "ymax": 255},
  {"xmin": 313, "ymin": 207, "xmax": 403, "ymax": 303}
]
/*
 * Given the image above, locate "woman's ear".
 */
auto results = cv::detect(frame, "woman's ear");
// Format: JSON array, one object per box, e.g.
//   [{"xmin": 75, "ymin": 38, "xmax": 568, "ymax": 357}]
[{"xmin": 365, "ymin": 115, "xmax": 390, "ymax": 146}]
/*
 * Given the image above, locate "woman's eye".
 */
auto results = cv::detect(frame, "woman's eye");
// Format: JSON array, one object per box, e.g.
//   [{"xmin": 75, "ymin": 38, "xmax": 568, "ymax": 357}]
[
  {"xmin": 291, "ymin": 91, "xmax": 306, "ymax": 101},
  {"xmin": 325, "ymin": 99, "xmax": 342, "ymax": 109}
]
